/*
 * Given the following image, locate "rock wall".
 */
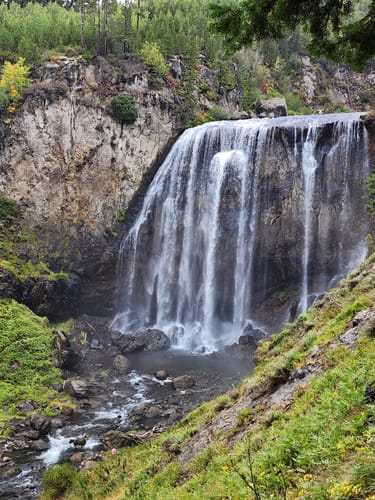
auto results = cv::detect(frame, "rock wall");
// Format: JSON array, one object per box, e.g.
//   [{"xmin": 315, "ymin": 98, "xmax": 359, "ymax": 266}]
[{"xmin": 0, "ymin": 57, "xmax": 180, "ymax": 314}]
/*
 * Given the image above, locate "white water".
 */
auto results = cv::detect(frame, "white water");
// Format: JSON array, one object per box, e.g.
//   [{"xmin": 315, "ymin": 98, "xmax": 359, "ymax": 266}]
[
  {"xmin": 300, "ymin": 126, "xmax": 319, "ymax": 313},
  {"xmin": 114, "ymin": 113, "xmax": 370, "ymax": 351},
  {"xmin": 40, "ymin": 371, "xmax": 151, "ymax": 466}
]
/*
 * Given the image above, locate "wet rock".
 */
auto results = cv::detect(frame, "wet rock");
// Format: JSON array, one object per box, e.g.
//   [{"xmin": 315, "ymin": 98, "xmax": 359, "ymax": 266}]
[
  {"xmin": 16, "ymin": 400, "xmax": 39, "ymax": 412},
  {"xmin": 145, "ymin": 406, "xmax": 162, "ymax": 418},
  {"xmin": 112, "ymin": 329, "xmax": 170, "ymax": 352},
  {"xmin": 155, "ymin": 370, "xmax": 168, "ymax": 380},
  {"xmin": 113, "ymin": 354, "xmax": 129, "ymax": 373},
  {"xmin": 70, "ymin": 436, "xmax": 87, "ymax": 447},
  {"xmin": 172, "ymin": 375, "xmax": 195, "ymax": 390},
  {"xmin": 238, "ymin": 335, "xmax": 257, "ymax": 347},
  {"xmin": 137, "ymin": 329, "xmax": 171, "ymax": 351},
  {"xmin": 101, "ymin": 430, "xmax": 141, "ymax": 450},
  {"xmin": 0, "ymin": 457, "xmax": 21, "ymax": 479},
  {"xmin": 64, "ymin": 379, "xmax": 91, "ymax": 399},
  {"xmin": 30, "ymin": 439, "xmax": 49, "ymax": 451},
  {"xmin": 29, "ymin": 415, "xmax": 51, "ymax": 435},
  {"xmin": 240, "ymin": 322, "xmax": 266, "ymax": 345},
  {"xmin": 111, "ymin": 332, "xmax": 146, "ymax": 353}
]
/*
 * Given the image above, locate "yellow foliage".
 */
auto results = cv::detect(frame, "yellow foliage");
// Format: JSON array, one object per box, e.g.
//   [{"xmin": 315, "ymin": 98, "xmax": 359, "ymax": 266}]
[{"xmin": 0, "ymin": 58, "xmax": 30, "ymax": 108}]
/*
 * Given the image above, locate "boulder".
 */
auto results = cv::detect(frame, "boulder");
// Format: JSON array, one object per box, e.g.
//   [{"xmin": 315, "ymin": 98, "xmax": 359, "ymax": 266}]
[
  {"xmin": 137, "ymin": 329, "xmax": 171, "ymax": 351},
  {"xmin": 64, "ymin": 379, "xmax": 91, "ymax": 399},
  {"xmin": 29, "ymin": 415, "xmax": 51, "ymax": 435},
  {"xmin": 30, "ymin": 439, "xmax": 49, "ymax": 451},
  {"xmin": 172, "ymin": 375, "xmax": 195, "ymax": 390},
  {"xmin": 113, "ymin": 354, "xmax": 129, "ymax": 373},
  {"xmin": 112, "ymin": 329, "xmax": 171, "ymax": 352},
  {"xmin": 111, "ymin": 332, "xmax": 146, "ymax": 353},
  {"xmin": 254, "ymin": 98, "xmax": 287, "ymax": 118},
  {"xmin": 101, "ymin": 430, "xmax": 141, "ymax": 450},
  {"xmin": 239, "ymin": 322, "xmax": 266, "ymax": 346},
  {"xmin": 16, "ymin": 400, "xmax": 39, "ymax": 412},
  {"xmin": 155, "ymin": 370, "xmax": 168, "ymax": 380}
]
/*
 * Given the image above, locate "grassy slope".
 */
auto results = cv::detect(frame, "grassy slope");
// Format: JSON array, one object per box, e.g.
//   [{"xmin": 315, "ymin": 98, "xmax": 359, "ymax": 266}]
[
  {"xmin": 0, "ymin": 299, "xmax": 71, "ymax": 434},
  {"xmin": 44, "ymin": 255, "xmax": 375, "ymax": 500}
]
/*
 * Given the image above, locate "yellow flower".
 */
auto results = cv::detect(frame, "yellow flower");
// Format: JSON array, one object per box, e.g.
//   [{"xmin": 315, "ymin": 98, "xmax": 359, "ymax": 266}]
[
  {"xmin": 3, "ymin": 118, "xmax": 11, "ymax": 124},
  {"xmin": 303, "ymin": 473, "xmax": 314, "ymax": 481},
  {"xmin": 221, "ymin": 465, "xmax": 230, "ymax": 471},
  {"xmin": 6, "ymin": 105, "xmax": 15, "ymax": 113}
]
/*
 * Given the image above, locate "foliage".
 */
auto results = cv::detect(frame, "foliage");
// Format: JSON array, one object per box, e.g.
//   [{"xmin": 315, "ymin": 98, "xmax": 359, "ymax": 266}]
[
  {"xmin": 210, "ymin": 0, "xmax": 375, "ymax": 71},
  {"xmin": 139, "ymin": 41, "xmax": 168, "ymax": 76},
  {"xmin": 111, "ymin": 93, "xmax": 138, "ymax": 125},
  {"xmin": 0, "ymin": 299, "xmax": 69, "ymax": 432},
  {"xmin": 366, "ymin": 172, "xmax": 375, "ymax": 214},
  {"xmin": 0, "ymin": 58, "xmax": 30, "ymax": 110},
  {"xmin": 0, "ymin": 4, "xmax": 85, "ymax": 64},
  {"xmin": 189, "ymin": 105, "xmax": 229, "ymax": 126},
  {"xmin": 43, "ymin": 463, "xmax": 77, "ymax": 500},
  {"xmin": 0, "ymin": 193, "xmax": 17, "ymax": 219},
  {"xmin": 52, "ymin": 251, "xmax": 375, "ymax": 499}
]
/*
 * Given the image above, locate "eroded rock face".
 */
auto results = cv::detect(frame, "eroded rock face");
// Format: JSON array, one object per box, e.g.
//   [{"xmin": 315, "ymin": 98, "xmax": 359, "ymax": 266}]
[{"xmin": 0, "ymin": 57, "xmax": 178, "ymax": 315}]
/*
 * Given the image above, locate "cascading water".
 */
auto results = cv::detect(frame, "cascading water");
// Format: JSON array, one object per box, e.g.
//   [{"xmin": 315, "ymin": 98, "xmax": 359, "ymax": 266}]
[{"xmin": 114, "ymin": 113, "xmax": 370, "ymax": 352}]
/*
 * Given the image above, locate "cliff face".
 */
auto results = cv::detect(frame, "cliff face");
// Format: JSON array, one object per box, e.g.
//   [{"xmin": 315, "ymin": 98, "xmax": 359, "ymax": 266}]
[{"xmin": 0, "ymin": 57, "xmax": 179, "ymax": 314}]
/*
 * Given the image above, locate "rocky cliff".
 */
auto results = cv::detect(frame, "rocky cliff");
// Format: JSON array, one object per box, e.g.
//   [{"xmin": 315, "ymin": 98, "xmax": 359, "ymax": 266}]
[{"xmin": 0, "ymin": 57, "xmax": 180, "ymax": 314}]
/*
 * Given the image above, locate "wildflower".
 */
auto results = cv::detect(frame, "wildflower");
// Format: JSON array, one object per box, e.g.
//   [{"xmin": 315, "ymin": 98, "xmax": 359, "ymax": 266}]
[{"xmin": 221, "ymin": 465, "xmax": 230, "ymax": 471}]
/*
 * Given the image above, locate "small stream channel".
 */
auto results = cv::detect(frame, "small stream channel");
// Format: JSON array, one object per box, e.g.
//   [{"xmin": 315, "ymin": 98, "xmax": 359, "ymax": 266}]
[{"xmin": 0, "ymin": 349, "xmax": 254, "ymax": 499}]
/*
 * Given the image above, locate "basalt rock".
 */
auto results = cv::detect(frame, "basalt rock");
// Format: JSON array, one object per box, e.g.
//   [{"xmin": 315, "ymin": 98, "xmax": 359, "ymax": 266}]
[
  {"xmin": 112, "ymin": 329, "xmax": 170, "ymax": 352},
  {"xmin": 64, "ymin": 379, "xmax": 91, "ymax": 399},
  {"xmin": 0, "ymin": 269, "xmax": 79, "ymax": 320}
]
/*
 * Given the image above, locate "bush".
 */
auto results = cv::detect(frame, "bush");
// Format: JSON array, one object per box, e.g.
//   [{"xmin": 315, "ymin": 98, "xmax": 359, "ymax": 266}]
[
  {"xmin": 0, "ymin": 193, "xmax": 17, "ymax": 218},
  {"xmin": 43, "ymin": 463, "xmax": 77, "ymax": 499},
  {"xmin": 111, "ymin": 94, "xmax": 138, "ymax": 125},
  {"xmin": 140, "ymin": 41, "xmax": 168, "ymax": 77}
]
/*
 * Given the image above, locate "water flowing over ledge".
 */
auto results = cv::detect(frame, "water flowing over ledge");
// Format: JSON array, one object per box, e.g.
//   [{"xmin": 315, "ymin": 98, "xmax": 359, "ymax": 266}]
[{"xmin": 113, "ymin": 113, "xmax": 370, "ymax": 352}]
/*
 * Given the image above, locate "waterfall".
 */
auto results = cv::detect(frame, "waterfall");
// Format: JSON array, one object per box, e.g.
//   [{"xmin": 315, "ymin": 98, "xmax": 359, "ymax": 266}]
[{"xmin": 114, "ymin": 113, "xmax": 369, "ymax": 352}]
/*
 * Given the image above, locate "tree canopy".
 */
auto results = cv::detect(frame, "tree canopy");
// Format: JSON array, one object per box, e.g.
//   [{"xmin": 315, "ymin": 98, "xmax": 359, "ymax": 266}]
[{"xmin": 210, "ymin": 0, "xmax": 375, "ymax": 70}]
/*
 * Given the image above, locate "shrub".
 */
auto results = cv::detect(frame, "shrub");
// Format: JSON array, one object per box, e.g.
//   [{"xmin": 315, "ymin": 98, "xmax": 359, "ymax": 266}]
[
  {"xmin": 43, "ymin": 463, "xmax": 77, "ymax": 499},
  {"xmin": 111, "ymin": 94, "xmax": 138, "ymax": 125},
  {"xmin": 140, "ymin": 41, "xmax": 168, "ymax": 77},
  {"xmin": 0, "ymin": 193, "xmax": 17, "ymax": 218},
  {"xmin": 0, "ymin": 58, "xmax": 30, "ymax": 111}
]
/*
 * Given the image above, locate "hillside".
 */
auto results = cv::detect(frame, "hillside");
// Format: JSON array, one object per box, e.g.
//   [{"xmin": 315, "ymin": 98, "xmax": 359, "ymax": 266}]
[{"xmin": 42, "ymin": 254, "xmax": 375, "ymax": 499}]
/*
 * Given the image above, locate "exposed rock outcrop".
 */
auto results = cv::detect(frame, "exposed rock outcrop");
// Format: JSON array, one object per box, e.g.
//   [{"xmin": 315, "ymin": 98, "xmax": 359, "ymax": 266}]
[{"xmin": 0, "ymin": 57, "xmax": 179, "ymax": 316}]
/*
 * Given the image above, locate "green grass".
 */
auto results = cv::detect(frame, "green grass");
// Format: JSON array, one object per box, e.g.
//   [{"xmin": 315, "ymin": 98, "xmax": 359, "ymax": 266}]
[
  {"xmin": 42, "ymin": 254, "xmax": 375, "ymax": 500},
  {"xmin": 0, "ymin": 299, "xmax": 71, "ymax": 433}
]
